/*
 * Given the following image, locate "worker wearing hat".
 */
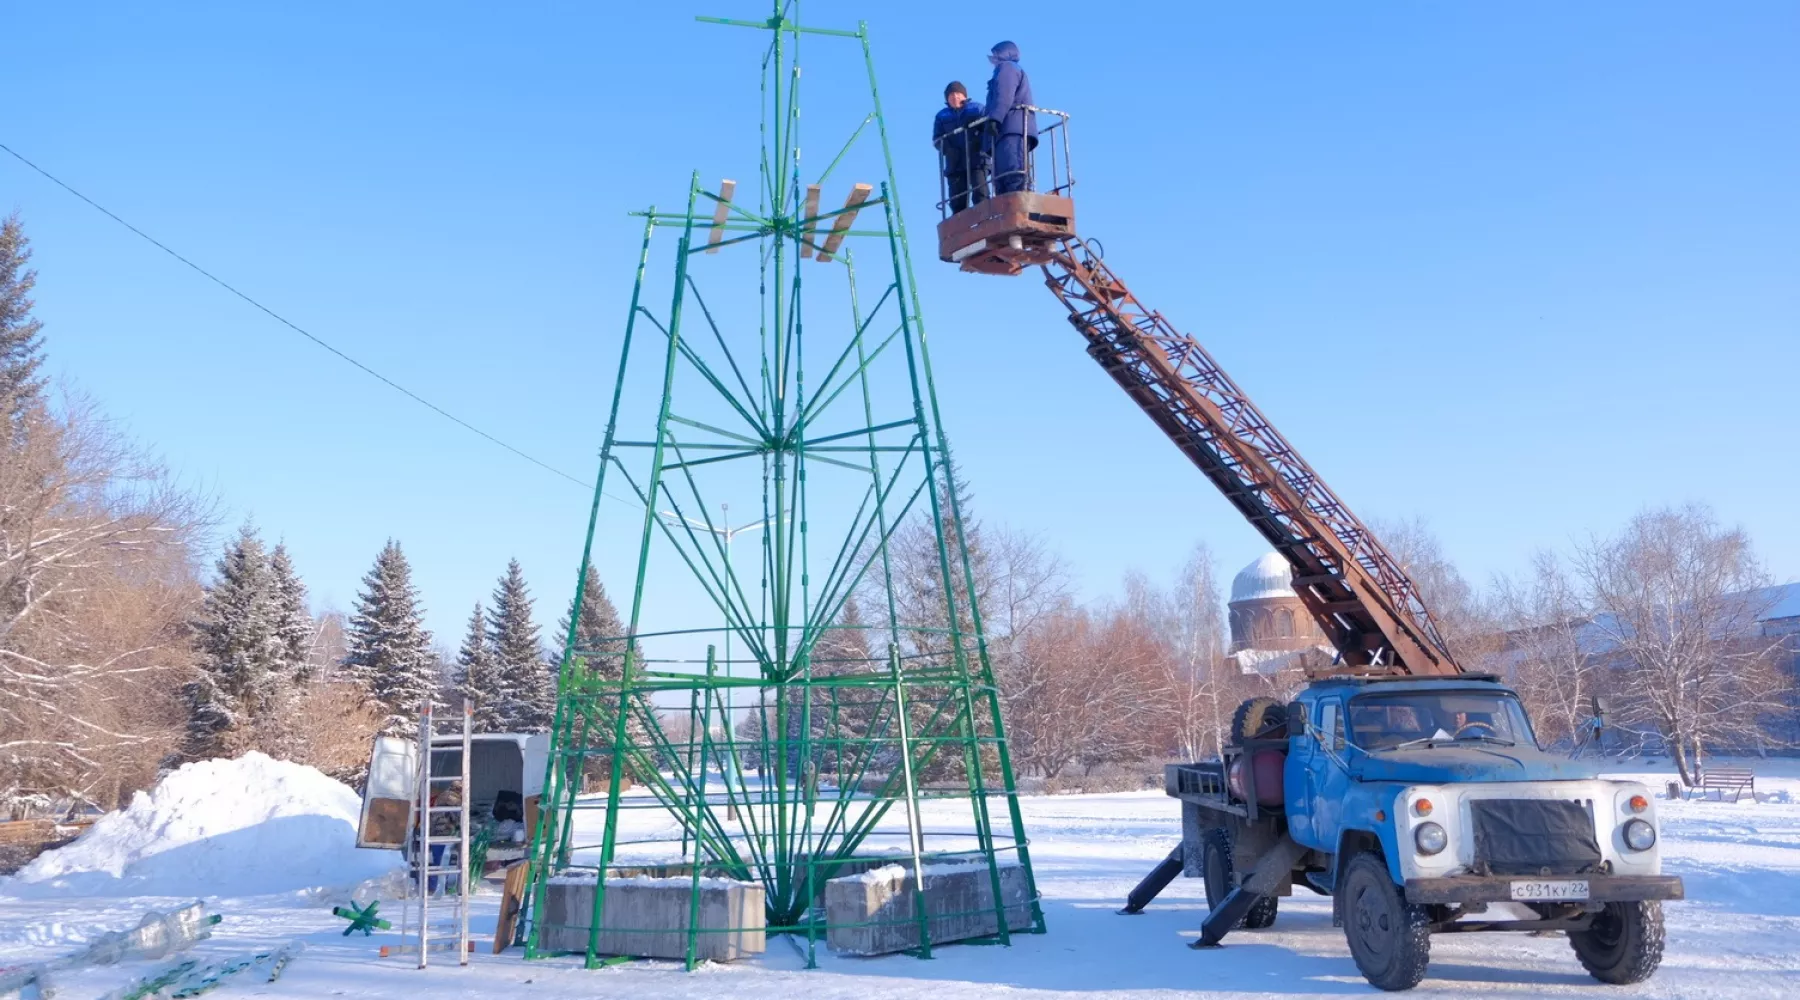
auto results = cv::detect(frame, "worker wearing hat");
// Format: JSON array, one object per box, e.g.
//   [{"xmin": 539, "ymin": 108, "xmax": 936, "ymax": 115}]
[
  {"xmin": 984, "ymin": 41, "xmax": 1037, "ymax": 194},
  {"xmin": 933, "ymin": 81, "xmax": 990, "ymax": 213}
]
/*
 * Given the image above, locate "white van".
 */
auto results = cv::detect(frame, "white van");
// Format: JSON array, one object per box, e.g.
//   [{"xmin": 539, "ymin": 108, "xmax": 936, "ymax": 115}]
[{"xmin": 355, "ymin": 732, "xmax": 551, "ymax": 864}]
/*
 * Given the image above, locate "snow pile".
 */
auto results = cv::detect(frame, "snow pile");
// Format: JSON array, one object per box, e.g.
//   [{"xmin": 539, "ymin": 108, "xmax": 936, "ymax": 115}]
[
  {"xmin": 546, "ymin": 873, "xmax": 755, "ymax": 889},
  {"xmin": 845, "ymin": 859, "xmax": 1021, "ymax": 885},
  {"xmin": 6, "ymin": 753, "xmax": 399, "ymax": 898}
]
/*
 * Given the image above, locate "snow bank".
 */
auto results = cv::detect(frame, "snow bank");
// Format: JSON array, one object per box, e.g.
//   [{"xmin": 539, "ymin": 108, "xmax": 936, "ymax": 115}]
[
  {"xmin": 843, "ymin": 859, "xmax": 1021, "ymax": 885},
  {"xmin": 6, "ymin": 753, "xmax": 400, "ymax": 898}
]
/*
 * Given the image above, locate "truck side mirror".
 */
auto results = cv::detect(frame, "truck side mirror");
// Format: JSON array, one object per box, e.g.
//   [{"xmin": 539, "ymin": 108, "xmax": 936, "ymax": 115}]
[{"xmin": 1287, "ymin": 702, "xmax": 1307, "ymax": 738}]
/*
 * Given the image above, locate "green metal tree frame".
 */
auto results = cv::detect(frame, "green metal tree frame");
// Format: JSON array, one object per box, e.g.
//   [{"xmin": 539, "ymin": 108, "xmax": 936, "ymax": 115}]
[{"xmin": 521, "ymin": 6, "xmax": 1043, "ymax": 970}]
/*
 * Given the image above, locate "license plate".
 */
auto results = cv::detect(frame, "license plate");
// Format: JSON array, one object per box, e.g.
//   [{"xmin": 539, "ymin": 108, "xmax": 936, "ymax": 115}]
[{"xmin": 1510, "ymin": 880, "xmax": 1589, "ymax": 901}]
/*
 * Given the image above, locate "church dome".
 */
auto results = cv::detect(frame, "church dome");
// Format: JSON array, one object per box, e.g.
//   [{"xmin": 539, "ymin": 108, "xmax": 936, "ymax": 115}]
[{"xmin": 1231, "ymin": 552, "xmax": 1295, "ymax": 603}]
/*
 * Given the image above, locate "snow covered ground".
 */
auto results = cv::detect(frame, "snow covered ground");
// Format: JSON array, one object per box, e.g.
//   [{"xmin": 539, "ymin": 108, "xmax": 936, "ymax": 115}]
[{"xmin": 4, "ymin": 758, "xmax": 1799, "ymax": 998}]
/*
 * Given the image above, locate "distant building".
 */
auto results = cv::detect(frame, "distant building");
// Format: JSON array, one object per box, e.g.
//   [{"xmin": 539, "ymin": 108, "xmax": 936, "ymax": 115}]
[
  {"xmin": 1226, "ymin": 552, "xmax": 1334, "ymax": 675},
  {"xmin": 1760, "ymin": 586, "xmax": 1800, "ymax": 744}
]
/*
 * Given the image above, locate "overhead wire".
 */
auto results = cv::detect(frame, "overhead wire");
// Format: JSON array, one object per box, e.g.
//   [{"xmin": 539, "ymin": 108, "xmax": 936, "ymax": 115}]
[{"xmin": 0, "ymin": 139, "xmax": 642, "ymax": 509}]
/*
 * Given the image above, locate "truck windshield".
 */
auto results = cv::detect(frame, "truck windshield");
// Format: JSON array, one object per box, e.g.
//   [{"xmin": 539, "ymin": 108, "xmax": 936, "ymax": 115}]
[{"xmin": 1346, "ymin": 691, "xmax": 1536, "ymax": 751}]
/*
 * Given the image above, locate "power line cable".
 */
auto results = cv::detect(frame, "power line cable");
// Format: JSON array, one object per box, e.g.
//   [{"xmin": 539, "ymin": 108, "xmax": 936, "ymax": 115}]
[{"xmin": 1, "ymin": 139, "xmax": 640, "ymax": 508}]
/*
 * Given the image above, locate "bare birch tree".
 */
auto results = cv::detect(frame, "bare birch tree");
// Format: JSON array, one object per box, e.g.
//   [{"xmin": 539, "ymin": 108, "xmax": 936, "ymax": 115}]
[
  {"xmin": 1491, "ymin": 551, "xmax": 1602, "ymax": 749},
  {"xmin": 1373, "ymin": 516, "xmax": 1500, "ymax": 664},
  {"xmin": 1, "ymin": 397, "xmax": 209, "ymax": 813},
  {"xmin": 1142, "ymin": 545, "xmax": 1240, "ymax": 761},
  {"xmin": 1577, "ymin": 505, "xmax": 1790, "ymax": 783}
]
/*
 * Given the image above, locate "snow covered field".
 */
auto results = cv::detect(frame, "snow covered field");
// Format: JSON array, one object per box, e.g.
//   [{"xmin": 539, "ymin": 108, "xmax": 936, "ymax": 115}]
[{"xmin": 4, "ymin": 759, "xmax": 1799, "ymax": 998}]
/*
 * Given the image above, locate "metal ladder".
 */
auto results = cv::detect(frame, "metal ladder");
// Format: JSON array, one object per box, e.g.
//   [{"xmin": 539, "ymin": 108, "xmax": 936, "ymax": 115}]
[{"xmin": 398, "ymin": 699, "xmax": 471, "ymax": 968}]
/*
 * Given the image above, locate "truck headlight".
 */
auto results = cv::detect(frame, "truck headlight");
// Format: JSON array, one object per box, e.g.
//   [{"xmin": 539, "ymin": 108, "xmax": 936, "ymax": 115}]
[
  {"xmin": 1623, "ymin": 818, "xmax": 1656, "ymax": 851},
  {"xmin": 1414, "ymin": 821, "xmax": 1448, "ymax": 856}
]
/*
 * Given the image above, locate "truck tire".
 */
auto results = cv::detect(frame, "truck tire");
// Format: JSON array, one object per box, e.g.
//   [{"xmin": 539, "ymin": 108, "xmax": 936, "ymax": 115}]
[
  {"xmin": 1230, "ymin": 697, "xmax": 1288, "ymax": 745},
  {"xmin": 1341, "ymin": 853, "xmax": 1431, "ymax": 991},
  {"xmin": 1201, "ymin": 828, "xmax": 1279, "ymax": 929},
  {"xmin": 1569, "ymin": 900, "xmax": 1664, "ymax": 985}
]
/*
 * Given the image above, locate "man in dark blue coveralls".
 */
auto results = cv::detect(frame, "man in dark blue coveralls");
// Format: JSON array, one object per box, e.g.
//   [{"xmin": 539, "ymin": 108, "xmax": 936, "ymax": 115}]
[
  {"xmin": 933, "ymin": 81, "xmax": 989, "ymax": 213},
  {"xmin": 983, "ymin": 40, "xmax": 1036, "ymax": 194}
]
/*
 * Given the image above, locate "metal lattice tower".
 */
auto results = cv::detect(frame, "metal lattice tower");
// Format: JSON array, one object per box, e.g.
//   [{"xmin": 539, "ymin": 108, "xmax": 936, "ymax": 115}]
[{"xmin": 522, "ymin": 6, "xmax": 1042, "ymax": 969}]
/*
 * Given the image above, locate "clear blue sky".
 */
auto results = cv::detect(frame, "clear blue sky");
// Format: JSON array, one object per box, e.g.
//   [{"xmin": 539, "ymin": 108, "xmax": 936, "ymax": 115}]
[{"xmin": 5, "ymin": 1, "xmax": 1796, "ymax": 649}]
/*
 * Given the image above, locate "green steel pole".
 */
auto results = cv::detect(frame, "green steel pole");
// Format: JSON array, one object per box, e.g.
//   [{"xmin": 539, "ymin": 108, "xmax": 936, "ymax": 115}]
[
  {"xmin": 586, "ymin": 173, "xmax": 701, "ymax": 968},
  {"xmin": 525, "ymin": 210, "xmax": 656, "ymax": 960},
  {"xmin": 890, "ymin": 643, "xmax": 934, "ymax": 959}
]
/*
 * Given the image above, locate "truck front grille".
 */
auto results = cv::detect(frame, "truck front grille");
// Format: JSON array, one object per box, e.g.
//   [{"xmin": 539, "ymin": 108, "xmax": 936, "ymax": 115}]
[{"xmin": 1470, "ymin": 799, "xmax": 1603, "ymax": 875}]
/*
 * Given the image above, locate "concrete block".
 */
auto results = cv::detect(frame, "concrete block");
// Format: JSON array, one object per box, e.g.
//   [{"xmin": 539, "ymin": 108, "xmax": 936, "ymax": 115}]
[
  {"xmin": 796, "ymin": 855, "xmax": 890, "ymax": 904},
  {"xmin": 824, "ymin": 861, "xmax": 1034, "ymax": 956},
  {"xmin": 538, "ymin": 876, "xmax": 765, "ymax": 962}
]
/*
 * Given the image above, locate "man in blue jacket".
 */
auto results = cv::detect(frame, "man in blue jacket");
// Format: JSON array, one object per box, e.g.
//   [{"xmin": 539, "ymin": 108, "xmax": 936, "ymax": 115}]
[
  {"xmin": 983, "ymin": 40, "xmax": 1036, "ymax": 194},
  {"xmin": 932, "ymin": 81, "xmax": 988, "ymax": 213}
]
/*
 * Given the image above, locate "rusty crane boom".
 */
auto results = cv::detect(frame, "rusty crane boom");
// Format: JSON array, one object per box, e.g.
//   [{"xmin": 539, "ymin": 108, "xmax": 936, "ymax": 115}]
[{"xmin": 935, "ymin": 109, "xmax": 1459, "ymax": 677}]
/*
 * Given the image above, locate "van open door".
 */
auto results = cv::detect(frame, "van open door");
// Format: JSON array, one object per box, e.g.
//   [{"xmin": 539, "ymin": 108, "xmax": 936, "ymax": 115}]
[
  {"xmin": 357, "ymin": 735, "xmax": 417, "ymax": 849},
  {"xmin": 522, "ymin": 733, "xmax": 550, "ymax": 842}
]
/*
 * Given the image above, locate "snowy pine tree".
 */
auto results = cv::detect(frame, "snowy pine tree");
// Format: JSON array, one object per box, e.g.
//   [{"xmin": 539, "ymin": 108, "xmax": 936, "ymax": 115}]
[
  {"xmin": 488, "ymin": 560, "xmax": 550, "ymax": 731},
  {"xmin": 878, "ymin": 460, "xmax": 993, "ymax": 782},
  {"xmin": 268, "ymin": 543, "xmax": 314, "ymax": 683},
  {"xmin": 182, "ymin": 524, "xmax": 284, "ymax": 761},
  {"xmin": 554, "ymin": 565, "xmax": 630, "ymax": 664},
  {"xmin": 456, "ymin": 602, "xmax": 510, "ymax": 730},
  {"xmin": 807, "ymin": 596, "xmax": 877, "ymax": 775},
  {"xmin": 0, "ymin": 214, "xmax": 46, "ymax": 430},
  {"xmin": 552, "ymin": 565, "xmax": 652, "ymax": 764},
  {"xmin": 344, "ymin": 540, "xmax": 438, "ymax": 738}
]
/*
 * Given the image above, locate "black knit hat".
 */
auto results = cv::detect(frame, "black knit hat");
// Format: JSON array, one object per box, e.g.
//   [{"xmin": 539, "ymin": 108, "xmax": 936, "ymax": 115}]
[{"xmin": 944, "ymin": 81, "xmax": 967, "ymax": 98}]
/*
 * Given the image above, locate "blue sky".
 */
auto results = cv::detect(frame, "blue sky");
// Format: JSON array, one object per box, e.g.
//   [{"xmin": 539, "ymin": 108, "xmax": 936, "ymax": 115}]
[{"xmin": 5, "ymin": 1, "xmax": 1796, "ymax": 651}]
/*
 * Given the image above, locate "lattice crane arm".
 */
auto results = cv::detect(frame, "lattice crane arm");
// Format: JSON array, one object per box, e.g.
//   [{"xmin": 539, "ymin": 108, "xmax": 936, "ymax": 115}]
[
  {"xmin": 930, "ymin": 106, "xmax": 1457, "ymax": 676},
  {"xmin": 1038, "ymin": 237, "xmax": 1461, "ymax": 677}
]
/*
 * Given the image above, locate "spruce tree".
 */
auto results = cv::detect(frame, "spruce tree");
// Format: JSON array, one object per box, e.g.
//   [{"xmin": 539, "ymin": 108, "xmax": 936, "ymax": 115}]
[
  {"xmin": 344, "ymin": 540, "xmax": 438, "ymax": 738},
  {"xmin": 268, "ymin": 543, "xmax": 314, "ymax": 683},
  {"xmin": 553, "ymin": 565, "xmax": 651, "ymax": 769},
  {"xmin": 456, "ymin": 602, "xmax": 510, "ymax": 730},
  {"xmin": 183, "ymin": 524, "xmax": 283, "ymax": 760},
  {"xmin": 178, "ymin": 671, "xmax": 237, "ymax": 765},
  {"xmin": 807, "ymin": 596, "xmax": 876, "ymax": 776},
  {"xmin": 554, "ymin": 565, "xmax": 630, "ymax": 663},
  {"xmin": 883, "ymin": 460, "xmax": 991, "ymax": 782},
  {"xmin": 0, "ymin": 214, "xmax": 45, "ymax": 429},
  {"xmin": 488, "ymin": 560, "xmax": 550, "ymax": 731}
]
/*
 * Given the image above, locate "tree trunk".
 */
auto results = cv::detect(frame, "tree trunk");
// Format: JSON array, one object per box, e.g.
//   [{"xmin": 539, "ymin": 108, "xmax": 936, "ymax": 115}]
[{"xmin": 1671, "ymin": 740, "xmax": 1695, "ymax": 786}]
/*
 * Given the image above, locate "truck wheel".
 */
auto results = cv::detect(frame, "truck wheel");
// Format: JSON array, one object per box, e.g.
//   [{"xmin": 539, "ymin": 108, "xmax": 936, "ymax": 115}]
[
  {"xmin": 1569, "ymin": 901, "xmax": 1664, "ymax": 985},
  {"xmin": 1230, "ymin": 697, "xmax": 1288, "ymax": 745},
  {"xmin": 1341, "ymin": 853, "xmax": 1431, "ymax": 991},
  {"xmin": 1201, "ymin": 829, "xmax": 1279, "ymax": 929}
]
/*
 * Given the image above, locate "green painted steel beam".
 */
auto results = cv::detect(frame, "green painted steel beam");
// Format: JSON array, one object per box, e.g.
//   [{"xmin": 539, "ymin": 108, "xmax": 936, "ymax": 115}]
[{"xmin": 527, "ymin": 6, "xmax": 1041, "ymax": 968}]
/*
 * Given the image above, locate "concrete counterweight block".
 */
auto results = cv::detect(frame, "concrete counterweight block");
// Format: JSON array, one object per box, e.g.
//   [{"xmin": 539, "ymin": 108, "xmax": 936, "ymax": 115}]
[
  {"xmin": 825, "ymin": 861, "xmax": 1034, "ymax": 956},
  {"xmin": 538, "ymin": 876, "xmax": 766, "ymax": 962}
]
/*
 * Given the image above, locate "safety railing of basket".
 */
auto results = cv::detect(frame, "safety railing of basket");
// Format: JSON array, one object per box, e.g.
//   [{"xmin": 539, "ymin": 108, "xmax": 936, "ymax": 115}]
[{"xmin": 935, "ymin": 105, "xmax": 1073, "ymax": 218}]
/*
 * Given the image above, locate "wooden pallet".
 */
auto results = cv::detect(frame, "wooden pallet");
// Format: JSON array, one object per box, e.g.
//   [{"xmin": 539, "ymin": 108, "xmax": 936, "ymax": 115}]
[{"xmin": 493, "ymin": 860, "xmax": 532, "ymax": 953}]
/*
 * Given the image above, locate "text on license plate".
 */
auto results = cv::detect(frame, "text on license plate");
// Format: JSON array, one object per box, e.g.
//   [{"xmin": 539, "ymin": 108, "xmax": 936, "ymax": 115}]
[{"xmin": 1510, "ymin": 880, "xmax": 1589, "ymax": 901}]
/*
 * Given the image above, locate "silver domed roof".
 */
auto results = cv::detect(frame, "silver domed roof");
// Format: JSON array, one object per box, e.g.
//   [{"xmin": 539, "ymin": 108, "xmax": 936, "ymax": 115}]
[{"xmin": 1231, "ymin": 552, "xmax": 1295, "ymax": 603}]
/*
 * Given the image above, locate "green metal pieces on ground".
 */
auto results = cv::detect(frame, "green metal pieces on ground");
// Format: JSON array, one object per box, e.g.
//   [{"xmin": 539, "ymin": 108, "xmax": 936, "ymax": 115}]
[
  {"xmin": 521, "ymin": 3, "xmax": 1041, "ymax": 973},
  {"xmin": 332, "ymin": 900, "xmax": 391, "ymax": 936},
  {"xmin": 101, "ymin": 959, "xmax": 198, "ymax": 1000},
  {"xmin": 99, "ymin": 943, "xmax": 302, "ymax": 1000}
]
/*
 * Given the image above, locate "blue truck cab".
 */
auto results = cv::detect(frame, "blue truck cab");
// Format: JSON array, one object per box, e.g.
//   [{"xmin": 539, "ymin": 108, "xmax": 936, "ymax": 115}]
[{"xmin": 1156, "ymin": 675, "xmax": 1683, "ymax": 991}]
